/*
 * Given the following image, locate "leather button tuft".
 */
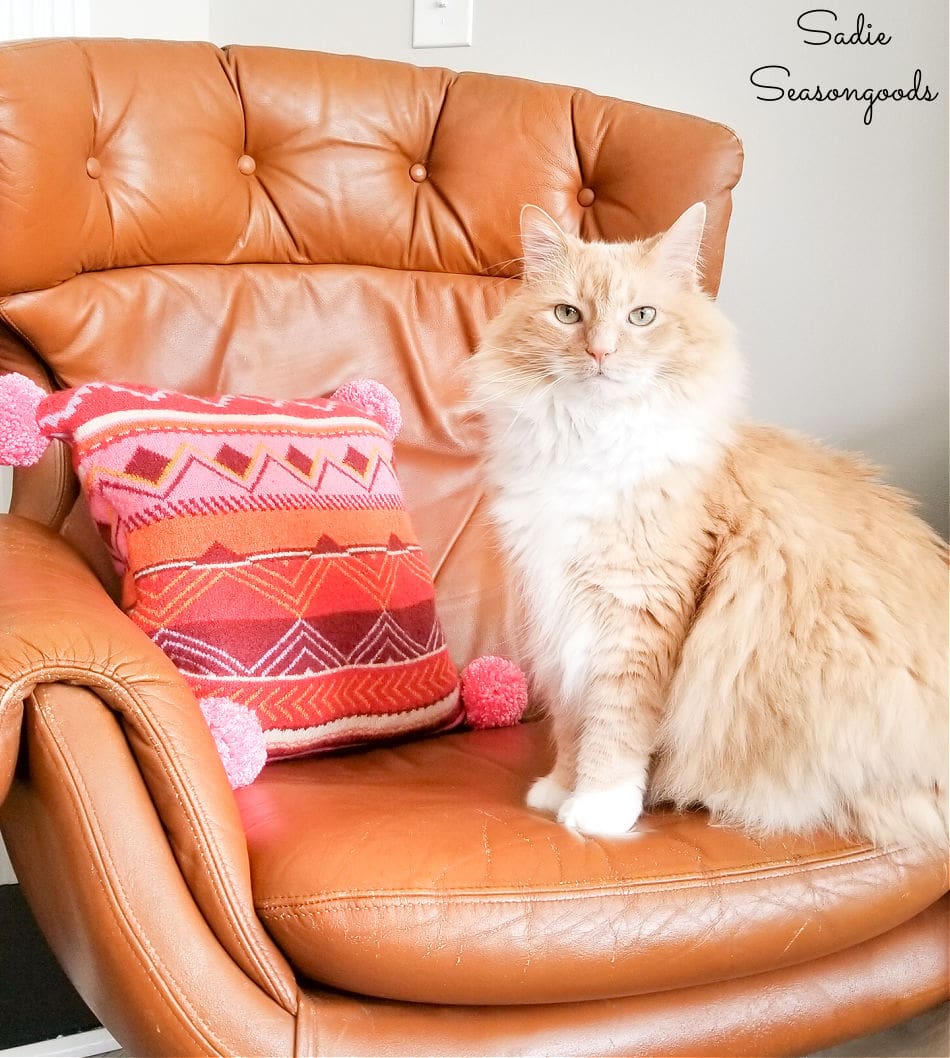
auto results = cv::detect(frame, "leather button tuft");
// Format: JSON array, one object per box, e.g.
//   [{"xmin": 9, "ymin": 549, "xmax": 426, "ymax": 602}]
[
  {"xmin": 237, "ymin": 154, "xmax": 257, "ymax": 175},
  {"xmin": 409, "ymin": 163, "xmax": 428, "ymax": 183},
  {"xmin": 577, "ymin": 187, "xmax": 596, "ymax": 207},
  {"xmin": 85, "ymin": 157, "xmax": 102, "ymax": 179}
]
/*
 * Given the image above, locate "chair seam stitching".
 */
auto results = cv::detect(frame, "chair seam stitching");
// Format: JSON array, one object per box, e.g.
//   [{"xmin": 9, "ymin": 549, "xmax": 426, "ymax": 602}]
[{"xmin": 41, "ymin": 701, "xmax": 230, "ymax": 1056}]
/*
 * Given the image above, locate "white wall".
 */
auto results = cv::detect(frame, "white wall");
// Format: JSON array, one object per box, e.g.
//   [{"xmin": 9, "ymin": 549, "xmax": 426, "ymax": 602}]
[
  {"xmin": 0, "ymin": 0, "xmax": 209, "ymax": 40},
  {"xmin": 209, "ymin": 0, "xmax": 949, "ymax": 536},
  {"xmin": 0, "ymin": 838, "xmax": 13, "ymax": 886},
  {"xmin": 88, "ymin": 0, "xmax": 208, "ymax": 39}
]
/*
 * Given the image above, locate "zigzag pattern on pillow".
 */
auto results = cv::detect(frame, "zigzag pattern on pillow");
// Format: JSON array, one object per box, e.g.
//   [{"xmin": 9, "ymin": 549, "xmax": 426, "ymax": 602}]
[{"xmin": 36, "ymin": 382, "xmax": 462, "ymax": 758}]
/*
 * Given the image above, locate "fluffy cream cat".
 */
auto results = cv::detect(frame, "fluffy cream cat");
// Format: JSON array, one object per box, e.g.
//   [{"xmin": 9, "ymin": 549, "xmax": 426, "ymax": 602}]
[{"xmin": 471, "ymin": 203, "xmax": 948, "ymax": 848}]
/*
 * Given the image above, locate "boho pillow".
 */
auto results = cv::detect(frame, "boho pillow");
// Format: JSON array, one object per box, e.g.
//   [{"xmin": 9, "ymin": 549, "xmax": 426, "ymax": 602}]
[{"xmin": 1, "ymin": 377, "xmax": 463, "ymax": 758}]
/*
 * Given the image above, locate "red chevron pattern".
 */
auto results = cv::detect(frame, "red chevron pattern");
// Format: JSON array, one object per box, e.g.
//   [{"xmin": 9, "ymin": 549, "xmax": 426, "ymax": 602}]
[{"xmin": 36, "ymin": 381, "xmax": 463, "ymax": 758}]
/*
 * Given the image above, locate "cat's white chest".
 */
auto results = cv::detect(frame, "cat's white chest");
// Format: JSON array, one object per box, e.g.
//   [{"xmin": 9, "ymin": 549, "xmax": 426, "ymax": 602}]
[
  {"xmin": 487, "ymin": 416, "xmax": 616, "ymax": 565},
  {"xmin": 483, "ymin": 396, "xmax": 718, "ymax": 702},
  {"xmin": 486, "ymin": 412, "xmax": 629, "ymax": 700},
  {"xmin": 496, "ymin": 489, "xmax": 602, "ymax": 703}
]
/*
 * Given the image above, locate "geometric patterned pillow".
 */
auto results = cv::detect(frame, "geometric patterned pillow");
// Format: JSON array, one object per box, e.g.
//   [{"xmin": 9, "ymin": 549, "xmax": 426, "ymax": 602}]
[{"xmin": 26, "ymin": 381, "xmax": 463, "ymax": 758}]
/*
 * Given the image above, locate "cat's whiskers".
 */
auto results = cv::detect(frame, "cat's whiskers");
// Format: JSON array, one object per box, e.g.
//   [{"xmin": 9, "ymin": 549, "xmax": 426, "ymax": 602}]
[
  {"xmin": 492, "ymin": 370, "xmax": 573, "ymax": 446},
  {"xmin": 462, "ymin": 367, "xmax": 536, "ymax": 410},
  {"xmin": 483, "ymin": 255, "xmax": 528, "ymax": 277}
]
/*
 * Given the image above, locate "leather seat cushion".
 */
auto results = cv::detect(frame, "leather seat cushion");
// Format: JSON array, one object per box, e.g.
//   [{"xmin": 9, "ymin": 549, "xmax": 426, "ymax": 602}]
[{"xmin": 237, "ymin": 720, "xmax": 947, "ymax": 1006}]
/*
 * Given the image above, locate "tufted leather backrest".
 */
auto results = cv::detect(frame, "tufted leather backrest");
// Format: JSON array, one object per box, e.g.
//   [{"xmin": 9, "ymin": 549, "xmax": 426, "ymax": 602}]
[{"xmin": 0, "ymin": 38, "xmax": 743, "ymax": 663}]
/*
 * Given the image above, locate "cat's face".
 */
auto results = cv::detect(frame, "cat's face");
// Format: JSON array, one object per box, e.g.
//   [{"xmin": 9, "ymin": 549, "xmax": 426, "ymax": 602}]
[{"xmin": 475, "ymin": 204, "xmax": 740, "ymax": 413}]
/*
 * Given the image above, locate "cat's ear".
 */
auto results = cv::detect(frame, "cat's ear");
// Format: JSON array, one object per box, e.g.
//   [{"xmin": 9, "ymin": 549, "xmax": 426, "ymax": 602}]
[
  {"xmin": 520, "ymin": 205, "xmax": 568, "ymax": 278},
  {"xmin": 651, "ymin": 202, "xmax": 706, "ymax": 284}
]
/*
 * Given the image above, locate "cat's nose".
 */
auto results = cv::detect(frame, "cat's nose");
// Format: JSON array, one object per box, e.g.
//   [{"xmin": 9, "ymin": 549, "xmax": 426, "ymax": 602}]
[{"xmin": 586, "ymin": 344, "xmax": 612, "ymax": 368}]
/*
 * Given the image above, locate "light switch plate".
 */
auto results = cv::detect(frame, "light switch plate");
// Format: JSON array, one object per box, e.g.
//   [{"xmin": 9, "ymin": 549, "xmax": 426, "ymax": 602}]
[{"xmin": 412, "ymin": 0, "xmax": 473, "ymax": 48}]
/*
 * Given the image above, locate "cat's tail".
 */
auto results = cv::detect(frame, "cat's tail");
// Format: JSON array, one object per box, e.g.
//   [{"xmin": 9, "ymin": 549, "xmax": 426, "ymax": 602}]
[{"xmin": 847, "ymin": 784, "xmax": 949, "ymax": 853}]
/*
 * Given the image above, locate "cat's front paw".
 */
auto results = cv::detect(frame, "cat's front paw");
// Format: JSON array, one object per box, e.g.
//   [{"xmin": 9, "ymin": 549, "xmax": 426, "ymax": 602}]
[
  {"xmin": 526, "ymin": 775, "xmax": 571, "ymax": 815},
  {"xmin": 557, "ymin": 785, "xmax": 644, "ymax": 837}
]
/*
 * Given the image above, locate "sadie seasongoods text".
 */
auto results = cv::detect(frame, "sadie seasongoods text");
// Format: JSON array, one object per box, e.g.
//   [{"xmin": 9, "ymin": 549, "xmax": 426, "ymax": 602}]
[{"xmin": 750, "ymin": 9, "xmax": 939, "ymax": 125}]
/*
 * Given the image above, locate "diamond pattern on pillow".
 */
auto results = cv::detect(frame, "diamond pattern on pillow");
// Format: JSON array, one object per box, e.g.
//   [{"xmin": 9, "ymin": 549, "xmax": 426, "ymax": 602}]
[{"xmin": 36, "ymin": 382, "xmax": 462, "ymax": 757}]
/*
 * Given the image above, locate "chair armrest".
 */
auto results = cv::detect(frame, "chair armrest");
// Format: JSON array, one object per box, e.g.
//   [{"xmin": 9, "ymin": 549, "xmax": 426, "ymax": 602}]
[
  {"xmin": 0, "ymin": 513, "xmax": 297, "ymax": 1012},
  {"xmin": 0, "ymin": 514, "xmax": 190, "ymax": 730}
]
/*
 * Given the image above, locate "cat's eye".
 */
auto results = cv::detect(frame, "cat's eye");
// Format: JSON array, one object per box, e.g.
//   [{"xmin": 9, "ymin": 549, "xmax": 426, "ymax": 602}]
[
  {"xmin": 628, "ymin": 306, "xmax": 657, "ymax": 327},
  {"xmin": 554, "ymin": 304, "xmax": 582, "ymax": 324}
]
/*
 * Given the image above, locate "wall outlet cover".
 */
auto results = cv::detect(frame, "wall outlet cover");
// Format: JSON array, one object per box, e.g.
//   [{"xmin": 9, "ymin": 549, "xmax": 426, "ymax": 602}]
[{"xmin": 412, "ymin": 0, "xmax": 473, "ymax": 48}]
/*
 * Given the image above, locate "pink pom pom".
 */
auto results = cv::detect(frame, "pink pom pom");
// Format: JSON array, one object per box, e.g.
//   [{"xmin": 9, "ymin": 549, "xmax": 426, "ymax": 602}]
[
  {"xmin": 460, "ymin": 656, "xmax": 528, "ymax": 730},
  {"xmin": 332, "ymin": 379, "xmax": 402, "ymax": 441},
  {"xmin": 199, "ymin": 696, "xmax": 267, "ymax": 789},
  {"xmin": 0, "ymin": 373, "xmax": 49, "ymax": 466}
]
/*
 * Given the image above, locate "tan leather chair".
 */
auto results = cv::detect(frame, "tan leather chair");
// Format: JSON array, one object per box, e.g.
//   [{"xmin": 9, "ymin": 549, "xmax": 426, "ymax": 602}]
[{"xmin": 0, "ymin": 38, "xmax": 946, "ymax": 1058}]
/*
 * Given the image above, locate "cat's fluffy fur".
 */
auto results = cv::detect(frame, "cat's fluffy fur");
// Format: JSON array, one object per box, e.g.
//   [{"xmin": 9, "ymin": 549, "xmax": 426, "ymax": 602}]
[{"xmin": 470, "ymin": 203, "xmax": 948, "ymax": 848}]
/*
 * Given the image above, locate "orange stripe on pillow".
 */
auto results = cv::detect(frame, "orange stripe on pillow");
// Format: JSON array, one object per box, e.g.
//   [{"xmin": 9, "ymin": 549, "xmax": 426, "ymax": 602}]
[{"xmin": 126, "ymin": 506, "xmax": 420, "ymax": 569}]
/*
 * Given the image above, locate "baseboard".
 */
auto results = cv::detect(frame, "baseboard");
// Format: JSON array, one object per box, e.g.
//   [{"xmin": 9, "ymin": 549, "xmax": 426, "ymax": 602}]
[{"xmin": 0, "ymin": 1027, "xmax": 120, "ymax": 1057}]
